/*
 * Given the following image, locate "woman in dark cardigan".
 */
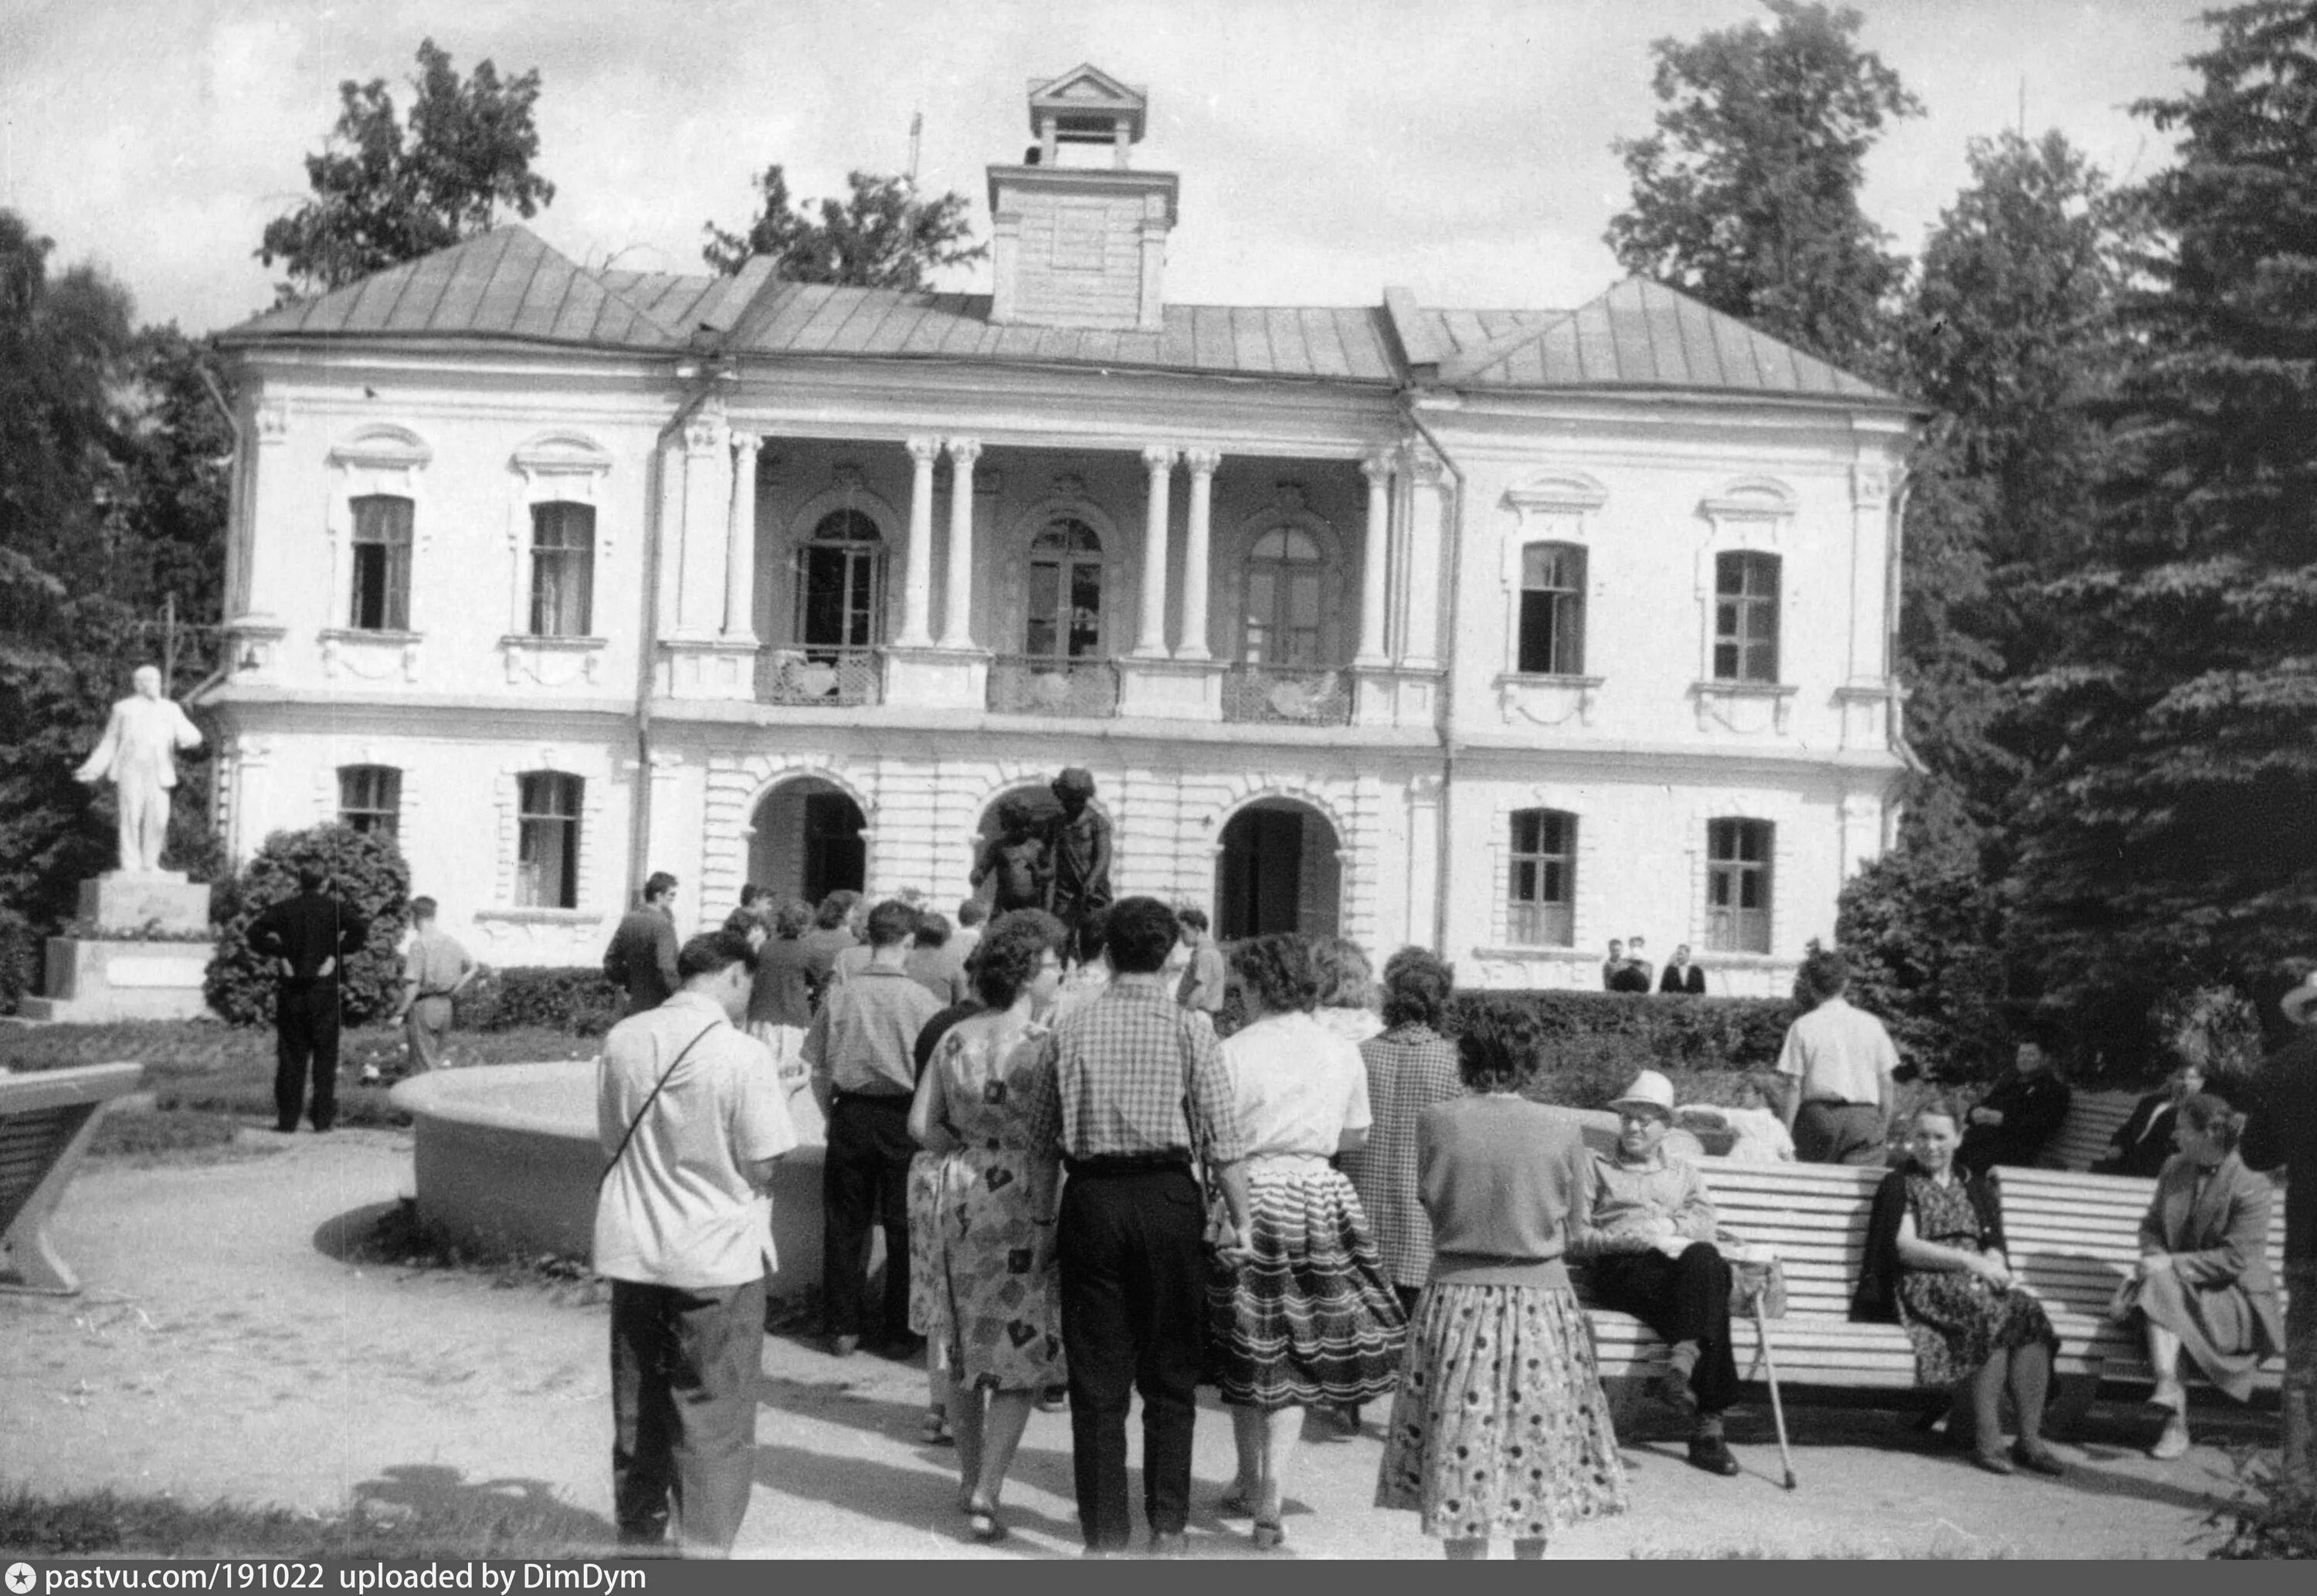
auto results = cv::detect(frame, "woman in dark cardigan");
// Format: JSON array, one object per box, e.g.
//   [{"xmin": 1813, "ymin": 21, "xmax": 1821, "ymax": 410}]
[
  {"xmin": 1853, "ymin": 1100, "xmax": 2065, "ymax": 1476},
  {"xmin": 2116, "ymin": 1093, "xmax": 2283, "ymax": 1459}
]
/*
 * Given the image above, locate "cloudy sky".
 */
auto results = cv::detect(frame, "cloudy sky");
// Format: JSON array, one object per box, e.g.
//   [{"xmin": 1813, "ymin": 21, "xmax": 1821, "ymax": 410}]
[{"xmin": 3, "ymin": 0, "xmax": 2210, "ymax": 336}]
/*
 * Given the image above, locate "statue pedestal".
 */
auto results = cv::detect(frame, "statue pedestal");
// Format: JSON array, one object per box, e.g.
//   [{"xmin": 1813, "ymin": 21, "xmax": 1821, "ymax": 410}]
[{"xmin": 17, "ymin": 873, "xmax": 216, "ymax": 1024}]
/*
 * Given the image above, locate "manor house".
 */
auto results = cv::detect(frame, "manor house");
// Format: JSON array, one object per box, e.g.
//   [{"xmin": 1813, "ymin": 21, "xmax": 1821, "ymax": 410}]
[{"xmin": 204, "ymin": 64, "xmax": 1918, "ymax": 993}]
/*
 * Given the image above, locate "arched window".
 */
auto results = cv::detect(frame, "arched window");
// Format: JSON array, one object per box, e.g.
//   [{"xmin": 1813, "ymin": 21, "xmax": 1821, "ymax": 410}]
[
  {"xmin": 1713, "ymin": 551, "xmax": 1780, "ymax": 683},
  {"xmin": 1517, "ymin": 543, "xmax": 1586, "ymax": 675},
  {"xmin": 1705, "ymin": 818, "xmax": 1773, "ymax": 953},
  {"xmin": 338, "ymin": 766, "xmax": 401, "ymax": 841},
  {"xmin": 1507, "ymin": 808, "xmax": 1576, "ymax": 947},
  {"xmin": 528, "ymin": 501, "xmax": 595, "ymax": 636},
  {"xmin": 349, "ymin": 495, "xmax": 413, "ymax": 630},
  {"xmin": 517, "ymin": 772, "xmax": 583, "ymax": 909},
  {"xmin": 1243, "ymin": 525, "xmax": 1325, "ymax": 666},
  {"xmin": 796, "ymin": 509, "xmax": 885, "ymax": 652},
  {"xmin": 1025, "ymin": 518, "xmax": 1105, "ymax": 659}
]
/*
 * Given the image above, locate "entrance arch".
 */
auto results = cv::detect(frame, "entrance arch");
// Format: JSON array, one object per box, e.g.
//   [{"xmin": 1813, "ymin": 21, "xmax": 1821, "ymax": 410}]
[
  {"xmin": 1216, "ymin": 798, "xmax": 1340, "ymax": 940},
  {"xmin": 749, "ymin": 777, "xmax": 866, "ymax": 906}
]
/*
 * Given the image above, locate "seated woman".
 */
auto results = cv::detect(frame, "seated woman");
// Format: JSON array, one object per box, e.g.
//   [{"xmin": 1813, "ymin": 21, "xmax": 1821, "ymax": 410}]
[
  {"xmin": 1375, "ymin": 1004, "xmax": 1628, "ymax": 1560},
  {"xmin": 1853, "ymin": 1101, "xmax": 2067, "ymax": 1477},
  {"xmin": 2115, "ymin": 1093, "xmax": 2284, "ymax": 1459},
  {"xmin": 2095, "ymin": 1062, "xmax": 2206, "ymax": 1179},
  {"xmin": 1956, "ymin": 1042, "xmax": 2072, "ymax": 1175}
]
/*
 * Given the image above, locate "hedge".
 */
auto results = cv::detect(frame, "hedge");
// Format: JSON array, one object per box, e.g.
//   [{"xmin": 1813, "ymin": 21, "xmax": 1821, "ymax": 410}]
[
  {"xmin": 205, "ymin": 823, "xmax": 410, "ymax": 1025},
  {"xmin": 456, "ymin": 966, "xmax": 626, "ymax": 1036}
]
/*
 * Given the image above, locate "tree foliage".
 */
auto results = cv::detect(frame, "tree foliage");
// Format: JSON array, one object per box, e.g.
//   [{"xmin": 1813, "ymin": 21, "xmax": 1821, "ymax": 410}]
[
  {"xmin": 703, "ymin": 164, "xmax": 986, "ymax": 286},
  {"xmin": 0, "ymin": 210, "xmax": 232, "ymax": 1009},
  {"xmin": 206, "ymin": 823, "xmax": 412, "ymax": 1026},
  {"xmin": 1894, "ymin": 131, "xmax": 2139, "ymax": 848},
  {"xmin": 2011, "ymin": 0, "xmax": 2317, "ymax": 1018},
  {"xmin": 1606, "ymin": 0, "xmax": 1921, "ymax": 376},
  {"xmin": 259, "ymin": 39, "xmax": 555, "ymax": 300},
  {"xmin": 1833, "ymin": 847, "xmax": 2012, "ymax": 1081}
]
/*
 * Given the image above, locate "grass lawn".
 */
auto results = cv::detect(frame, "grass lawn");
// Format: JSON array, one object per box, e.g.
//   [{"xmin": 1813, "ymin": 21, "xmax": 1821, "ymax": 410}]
[
  {"xmin": 0, "ymin": 1020, "xmax": 599, "ymax": 1159},
  {"xmin": 0, "ymin": 1481, "xmax": 618, "ymax": 1558}
]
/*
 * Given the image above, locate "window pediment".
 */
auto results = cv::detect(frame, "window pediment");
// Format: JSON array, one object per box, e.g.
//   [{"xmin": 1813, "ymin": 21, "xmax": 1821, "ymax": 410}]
[
  {"xmin": 1502, "ymin": 471, "xmax": 1608, "ymax": 520},
  {"xmin": 328, "ymin": 425, "xmax": 431, "ymax": 473}
]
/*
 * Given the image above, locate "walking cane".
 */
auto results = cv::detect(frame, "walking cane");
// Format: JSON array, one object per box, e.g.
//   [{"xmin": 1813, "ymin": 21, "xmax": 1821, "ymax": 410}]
[{"xmin": 1751, "ymin": 1307, "xmax": 1799, "ymax": 1491}]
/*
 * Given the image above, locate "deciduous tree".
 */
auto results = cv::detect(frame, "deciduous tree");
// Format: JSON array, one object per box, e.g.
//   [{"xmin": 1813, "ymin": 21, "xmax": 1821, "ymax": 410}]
[
  {"xmin": 703, "ymin": 164, "xmax": 985, "ymax": 287},
  {"xmin": 259, "ymin": 39, "xmax": 555, "ymax": 300},
  {"xmin": 1606, "ymin": 0, "xmax": 1920, "ymax": 377}
]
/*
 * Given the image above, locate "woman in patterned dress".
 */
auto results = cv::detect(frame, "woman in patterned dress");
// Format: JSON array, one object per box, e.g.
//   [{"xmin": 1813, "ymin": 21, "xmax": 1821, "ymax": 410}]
[
  {"xmin": 907, "ymin": 909, "xmax": 1069, "ymax": 1542},
  {"xmin": 1852, "ymin": 1101, "xmax": 2066, "ymax": 1476},
  {"xmin": 1209, "ymin": 934, "xmax": 1409, "ymax": 1550},
  {"xmin": 1375, "ymin": 1001, "xmax": 1628, "ymax": 1558}
]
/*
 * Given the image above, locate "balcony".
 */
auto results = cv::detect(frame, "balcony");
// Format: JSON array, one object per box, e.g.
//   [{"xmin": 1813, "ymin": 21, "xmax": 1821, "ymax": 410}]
[
  {"xmin": 987, "ymin": 656, "xmax": 1120, "ymax": 718},
  {"xmin": 757, "ymin": 646, "xmax": 881, "ymax": 707},
  {"xmin": 1222, "ymin": 663, "xmax": 1352, "ymax": 727}
]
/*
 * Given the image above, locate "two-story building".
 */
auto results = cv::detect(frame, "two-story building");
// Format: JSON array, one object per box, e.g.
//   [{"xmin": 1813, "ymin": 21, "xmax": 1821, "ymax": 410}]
[{"xmin": 203, "ymin": 63, "xmax": 1918, "ymax": 995}]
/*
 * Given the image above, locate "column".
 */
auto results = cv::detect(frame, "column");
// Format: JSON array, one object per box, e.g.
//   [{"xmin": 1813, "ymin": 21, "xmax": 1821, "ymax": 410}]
[
  {"xmin": 653, "ymin": 436, "xmax": 685, "ymax": 641},
  {"xmin": 899, "ymin": 435, "xmax": 941, "ymax": 646},
  {"xmin": 1400, "ymin": 445, "xmax": 1446, "ymax": 670},
  {"xmin": 676, "ymin": 408, "xmax": 729, "ymax": 637},
  {"xmin": 723, "ymin": 432, "xmax": 761, "ymax": 640},
  {"xmin": 940, "ymin": 438, "xmax": 981, "ymax": 649},
  {"xmin": 1134, "ymin": 445, "xmax": 1175, "ymax": 658},
  {"xmin": 1177, "ymin": 449, "xmax": 1220, "ymax": 659},
  {"xmin": 1355, "ymin": 450, "xmax": 1393, "ymax": 667}
]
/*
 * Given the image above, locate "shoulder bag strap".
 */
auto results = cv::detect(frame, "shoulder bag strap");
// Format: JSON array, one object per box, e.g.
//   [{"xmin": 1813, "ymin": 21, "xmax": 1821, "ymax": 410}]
[{"xmin": 599, "ymin": 1021, "xmax": 722, "ymax": 1190}]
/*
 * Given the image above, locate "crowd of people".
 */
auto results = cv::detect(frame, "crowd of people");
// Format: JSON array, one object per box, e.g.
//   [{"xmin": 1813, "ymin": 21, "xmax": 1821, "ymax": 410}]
[{"xmin": 506, "ymin": 828, "xmax": 2312, "ymax": 1560}]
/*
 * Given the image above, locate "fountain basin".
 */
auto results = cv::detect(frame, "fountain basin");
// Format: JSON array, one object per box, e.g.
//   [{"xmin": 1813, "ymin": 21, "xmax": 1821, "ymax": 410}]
[{"xmin": 391, "ymin": 1061, "xmax": 834, "ymax": 1301}]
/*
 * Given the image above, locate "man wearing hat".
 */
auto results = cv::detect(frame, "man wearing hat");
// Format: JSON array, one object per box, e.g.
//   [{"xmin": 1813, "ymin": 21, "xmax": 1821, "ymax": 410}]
[
  {"xmin": 1572, "ymin": 1069, "xmax": 1742, "ymax": 1476},
  {"xmin": 1042, "ymin": 768, "xmax": 1112, "ymax": 966},
  {"xmin": 2241, "ymin": 969, "xmax": 2317, "ymax": 1492}
]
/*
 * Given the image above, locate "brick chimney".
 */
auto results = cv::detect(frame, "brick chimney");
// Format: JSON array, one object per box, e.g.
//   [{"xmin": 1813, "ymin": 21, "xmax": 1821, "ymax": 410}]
[{"xmin": 986, "ymin": 64, "xmax": 1178, "ymax": 331}]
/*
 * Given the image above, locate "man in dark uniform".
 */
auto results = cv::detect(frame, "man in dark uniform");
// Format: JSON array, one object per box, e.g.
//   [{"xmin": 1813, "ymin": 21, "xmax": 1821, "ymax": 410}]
[
  {"xmin": 1042, "ymin": 768, "xmax": 1112, "ymax": 967},
  {"xmin": 246, "ymin": 862, "xmax": 368, "ymax": 1133},
  {"xmin": 603, "ymin": 871, "xmax": 681, "ymax": 1018}
]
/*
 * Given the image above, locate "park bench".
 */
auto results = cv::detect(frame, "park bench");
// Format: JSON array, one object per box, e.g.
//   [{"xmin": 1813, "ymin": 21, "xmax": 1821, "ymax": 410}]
[
  {"xmin": 0, "ymin": 1061, "xmax": 144, "ymax": 1295},
  {"xmin": 1575, "ymin": 1154, "xmax": 2289, "ymax": 1435},
  {"xmin": 2040, "ymin": 1090, "xmax": 2142, "ymax": 1172}
]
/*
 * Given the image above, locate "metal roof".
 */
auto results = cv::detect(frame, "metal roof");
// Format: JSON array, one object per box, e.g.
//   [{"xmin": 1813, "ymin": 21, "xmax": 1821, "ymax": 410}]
[
  {"xmin": 1435, "ymin": 279, "xmax": 1898, "ymax": 402},
  {"xmin": 219, "ymin": 226, "xmax": 1903, "ymax": 405}
]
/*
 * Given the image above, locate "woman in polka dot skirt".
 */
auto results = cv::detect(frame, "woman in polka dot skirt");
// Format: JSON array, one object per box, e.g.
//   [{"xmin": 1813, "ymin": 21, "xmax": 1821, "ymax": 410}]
[{"xmin": 1375, "ymin": 1005, "xmax": 1628, "ymax": 1557}]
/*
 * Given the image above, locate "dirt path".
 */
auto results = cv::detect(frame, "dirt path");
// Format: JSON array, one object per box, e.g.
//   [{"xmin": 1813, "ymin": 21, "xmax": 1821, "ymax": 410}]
[{"xmin": 0, "ymin": 1130, "xmax": 2266, "ymax": 1558}]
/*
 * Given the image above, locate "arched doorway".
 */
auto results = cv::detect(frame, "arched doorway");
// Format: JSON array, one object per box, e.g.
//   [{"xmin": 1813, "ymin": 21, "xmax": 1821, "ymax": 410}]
[
  {"xmin": 1216, "ymin": 799, "xmax": 1339, "ymax": 940},
  {"xmin": 749, "ymin": 778, "xmax": 866, "ymax": 907}
]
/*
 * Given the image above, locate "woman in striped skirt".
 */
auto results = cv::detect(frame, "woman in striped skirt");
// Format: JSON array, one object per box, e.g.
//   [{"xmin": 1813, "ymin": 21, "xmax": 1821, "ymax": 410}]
[{"xmin": 1208, "ymin": 933, "xmax": 1408, "ymax": 1550}]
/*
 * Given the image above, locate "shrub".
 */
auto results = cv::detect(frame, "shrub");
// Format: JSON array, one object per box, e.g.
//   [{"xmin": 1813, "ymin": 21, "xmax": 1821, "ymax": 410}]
[
  {"xmin": 457, "ymin": 965, "xmax": 624, "ymax": 1035},
  {"xmin": 205, "ymin": 823, "xmax": 410, "ymax": 1026},
  {"xmin": 1447, "ymin": 990, "xmax": 1797, "ymax": 1070},
  {"xmin": 1834, "ymin": 845, "xmax": 2011, "ymax": 1082},
  {"xmin": 0, "ymin": 906, "xmax": 38, "ymax": 1015}
]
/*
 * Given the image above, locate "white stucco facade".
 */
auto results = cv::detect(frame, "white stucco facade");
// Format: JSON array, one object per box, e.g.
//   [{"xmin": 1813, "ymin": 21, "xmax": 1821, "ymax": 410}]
[{"xmin": 203, "ymin": 65, "xmax": 1916, "ymax": 996}]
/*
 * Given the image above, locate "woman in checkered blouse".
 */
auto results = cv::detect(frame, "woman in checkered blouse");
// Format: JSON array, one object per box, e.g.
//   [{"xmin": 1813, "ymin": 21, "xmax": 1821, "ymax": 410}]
[{"xmin": 1344, "ymin": 949, "xmax": 1465, "ymax": 1317}]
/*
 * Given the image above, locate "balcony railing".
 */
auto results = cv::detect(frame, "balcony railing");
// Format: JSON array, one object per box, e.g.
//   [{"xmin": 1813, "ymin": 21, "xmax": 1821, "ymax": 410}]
[
  {"xmin": 1222, "ymin": 663, "xmax": 1352, "ymax": 726},
  {"xmin": 987, "ymin": 656, "xmax": 1120, "ymax": 718},
  {"xmin": 757, "ymin": 646, "xmax": 881, "ymax": 707}
]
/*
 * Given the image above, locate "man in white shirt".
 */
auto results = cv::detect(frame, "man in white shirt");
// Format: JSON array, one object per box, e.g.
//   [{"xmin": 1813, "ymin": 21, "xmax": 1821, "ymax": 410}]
[
  {"xmin": 1773, "ymin": 947, "xmax": 1900, "ymax": 1165},
  {"xmin": 595, "ymin": 930, "xmax": 799, "ymax": 1557}
]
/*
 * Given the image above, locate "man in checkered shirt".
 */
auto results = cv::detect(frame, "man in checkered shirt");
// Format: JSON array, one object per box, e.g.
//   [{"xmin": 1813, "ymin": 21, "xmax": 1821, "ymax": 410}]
[{"xmin": 1023, "ymin": 896, "xmax": 1252, "ymax": 1557}]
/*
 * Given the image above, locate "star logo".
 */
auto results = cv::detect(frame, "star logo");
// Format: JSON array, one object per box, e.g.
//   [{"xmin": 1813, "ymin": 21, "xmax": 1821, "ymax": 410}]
[{"xmin": 6, "ymin": 1561, "xmax": 37, "ymax": 1594}]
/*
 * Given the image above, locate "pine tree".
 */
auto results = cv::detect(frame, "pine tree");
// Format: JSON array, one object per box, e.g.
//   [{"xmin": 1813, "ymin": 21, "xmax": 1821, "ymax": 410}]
[{"xmin": 2013, "ymin": 1, "xmax": 2317, "ymax": 1012}]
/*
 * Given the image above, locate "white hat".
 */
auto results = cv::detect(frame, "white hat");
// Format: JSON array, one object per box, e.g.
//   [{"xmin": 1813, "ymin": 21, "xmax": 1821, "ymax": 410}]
[
  {"xmin": 1608, "ymin": 1069, "xmax": 1677, "ymax": 1117},
  {"xmin": 2282, "ymin": 974, "xmax": 2317, "ymax": 1027}
]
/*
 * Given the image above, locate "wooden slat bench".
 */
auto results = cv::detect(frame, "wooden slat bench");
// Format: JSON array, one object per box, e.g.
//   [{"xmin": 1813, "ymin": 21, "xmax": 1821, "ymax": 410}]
[
  {"xmin": 0, "ymin": 1062, "xmax": 144, "ymax": 1296},
  {"xmin": 2040, "ymin": 1091, "xmax": 2142, "ymax": 1173},
  {"xmin": 1575, "ymin": 1154, "xmax": 2289, "ymax": 1433}
]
